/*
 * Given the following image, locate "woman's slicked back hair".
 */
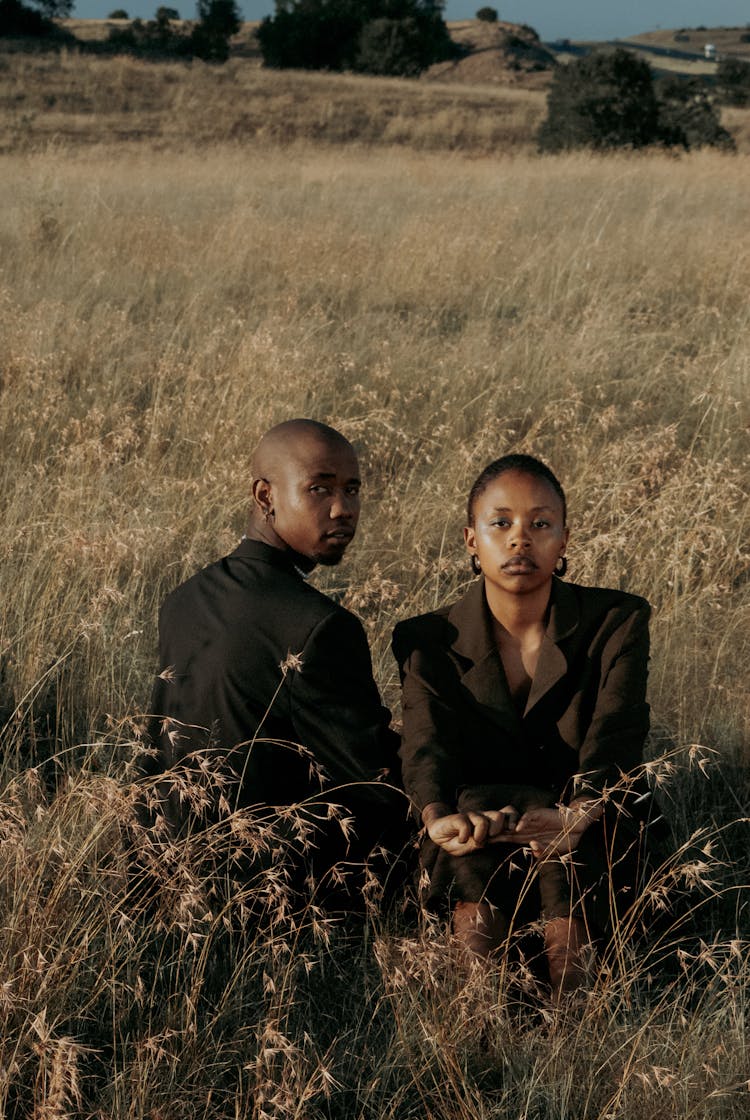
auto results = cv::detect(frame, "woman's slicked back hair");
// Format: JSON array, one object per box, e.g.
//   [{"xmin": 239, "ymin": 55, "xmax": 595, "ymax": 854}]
[{"xmin": 467, "ymin": 454, "xmax": 567, "ymax": 525}]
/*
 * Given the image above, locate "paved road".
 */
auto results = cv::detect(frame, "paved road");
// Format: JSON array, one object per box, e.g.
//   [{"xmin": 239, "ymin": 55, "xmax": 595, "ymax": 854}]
[
  {"xmin": 608, "ymin": 39, "xmax": 707, "ymax": 61},
  {"xmin": 545, "ymin": 39, "xmax": 709, "ymax": 62}
]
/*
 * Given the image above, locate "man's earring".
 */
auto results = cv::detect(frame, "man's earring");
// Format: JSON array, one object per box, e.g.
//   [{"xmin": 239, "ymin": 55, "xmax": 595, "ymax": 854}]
[
  {"xmin": 471, "ymin": 555, "xmax": 482, "ymax": 575},
  {"xmin": 555, "ymin": 556, "xmax": 568, "ymax": 577}
]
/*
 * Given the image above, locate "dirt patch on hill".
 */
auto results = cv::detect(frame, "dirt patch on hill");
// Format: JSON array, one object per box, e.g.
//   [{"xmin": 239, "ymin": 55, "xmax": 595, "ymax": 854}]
[{"xmin": 424, "ymin": 19, "xmax": 556, "ymax": 87}]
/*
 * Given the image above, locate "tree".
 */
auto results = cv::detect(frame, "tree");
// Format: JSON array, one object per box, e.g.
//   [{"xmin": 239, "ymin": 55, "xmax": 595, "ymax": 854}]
[
  {"xmin": 1, "ymin": 0, "xmax": 72, "ymax": 35},
  {"xmin": 108, "ymin": 8, "xmax": 129, "ymax": 16},
  {"xmin": 189, "ymin": 0, "xmax": 240, "ymax": 59},
  {"xmin": 257, "ymin": 0, "xmax": 457, "ymax": 76},
  {"xmin": 539, "ymin": 48, "xmax": 659, "ymax": 152},
  {"xmin": 475, "ymin": 6, "xmax": 497, "ymax": 21},
  {"xmin": 23, "ymin": 0, "xmax": 72, "ymax": 15}
]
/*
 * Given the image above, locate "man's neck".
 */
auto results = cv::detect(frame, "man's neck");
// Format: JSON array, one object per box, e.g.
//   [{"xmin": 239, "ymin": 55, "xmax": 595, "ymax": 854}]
[{"xmin": 244, "ymin": 522, "xmax": 317, "ymax": 574}]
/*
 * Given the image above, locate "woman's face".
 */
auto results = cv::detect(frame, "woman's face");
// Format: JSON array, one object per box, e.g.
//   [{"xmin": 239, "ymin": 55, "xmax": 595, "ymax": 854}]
[{"xmin": 464, "ymin": 470, "xmax": 568, "ymax": 597}]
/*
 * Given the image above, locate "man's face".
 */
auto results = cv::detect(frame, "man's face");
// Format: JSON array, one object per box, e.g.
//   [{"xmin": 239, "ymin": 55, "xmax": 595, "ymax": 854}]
[{"xmin": 268, "ymin": 437, "xmax": 361, "ymax": 566}]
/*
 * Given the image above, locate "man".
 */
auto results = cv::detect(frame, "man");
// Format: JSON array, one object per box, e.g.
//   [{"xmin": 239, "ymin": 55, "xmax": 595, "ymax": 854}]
[{"xmin": 140, "ymin": 419, "xmax": 406, "ymax": 902}]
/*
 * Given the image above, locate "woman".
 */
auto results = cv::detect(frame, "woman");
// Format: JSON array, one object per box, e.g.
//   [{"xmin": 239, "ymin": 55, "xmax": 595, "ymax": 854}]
[{"xmin": 392, "ymin": 454, "xmax": 655, "ymax": 993}]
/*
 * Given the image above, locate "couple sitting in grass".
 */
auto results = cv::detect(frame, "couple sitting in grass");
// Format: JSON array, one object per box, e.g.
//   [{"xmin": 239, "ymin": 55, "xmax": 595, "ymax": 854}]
[{"xmin": 142, "ymin": 419, "xmax": 659, "ymax": 998}]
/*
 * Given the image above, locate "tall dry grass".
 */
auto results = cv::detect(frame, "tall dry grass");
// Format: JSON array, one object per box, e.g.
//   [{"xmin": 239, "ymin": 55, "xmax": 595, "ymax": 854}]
[{"xmin": 1, "ymin": 135, "xmax": 749, "ymax": 1116}]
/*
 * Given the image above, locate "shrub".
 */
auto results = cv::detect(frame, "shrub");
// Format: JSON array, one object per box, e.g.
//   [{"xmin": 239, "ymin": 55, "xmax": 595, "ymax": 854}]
[
  {"xmin": 107, "ymin": 7, "xmax": 129, "ymax": 15},
  {"xmin": 519, "ymin": 22, "xmax": 540, "ymax": 40},
  {"xmin": 539, "ymin": 48, "xmax": 734, "ymax": 154},
  {"xmin": 475, "ymin": 5, "xmax": 497, "ymax": 21},
  {"xmin": 656, "ymin": 76, "xmax": 735, "ymax": 151},
  {"xmin": 356, "ymin": 17, "xmax": 428, "ymax": 76},
  {"xmin": 538, "ymin": 49, "xmax": 659, "ymax": 152},
  {"xmin": 107, "ymin": 12, "xmax": 186, "ymax": 55},
  {"xmin": 716, "ymin": 55, "xmax": 750, "ymax": 105},
  {"xmin": 107, "ymin": 0, "xmax": 237, "ymax": 60},
  {"xmin": 258, "ymin": 0, "xmax": 457, "ymax": 76}
]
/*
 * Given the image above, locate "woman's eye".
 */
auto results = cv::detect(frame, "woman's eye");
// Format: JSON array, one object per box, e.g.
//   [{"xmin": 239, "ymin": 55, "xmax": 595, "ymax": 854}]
[
  {"xmin": 491, "ymin": 519, "xmax": 510, "ymax": 528},
  {"xmin": 533, "ymin": 520, "xmax": 550, "ymax": 529}
]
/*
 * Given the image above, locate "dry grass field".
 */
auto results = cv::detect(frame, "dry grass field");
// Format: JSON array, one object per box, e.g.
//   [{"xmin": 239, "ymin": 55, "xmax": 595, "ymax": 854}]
[{"xmin": 1, "ymin": 41, "xmax": 750, "ymax": 1119}]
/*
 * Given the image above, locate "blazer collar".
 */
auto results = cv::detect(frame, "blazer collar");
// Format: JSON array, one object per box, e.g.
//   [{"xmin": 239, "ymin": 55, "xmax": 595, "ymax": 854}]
[
  {"xmin": 526, "ymin": 578, "xmax": 579, "ymax": 713},
  {"xmin": 448, "ymin": 577, "xmax": 580, "ymax": 720},
  {"xmin": 232, "ymin": 537, "xmax": 308, "ymax": 577}
]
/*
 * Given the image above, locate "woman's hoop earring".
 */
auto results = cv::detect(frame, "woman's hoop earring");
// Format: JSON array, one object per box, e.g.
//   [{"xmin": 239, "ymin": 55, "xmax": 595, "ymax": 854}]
[
  {"xmin": 470, "ymin": 555, "xmax": 482, "ymax": 576},
  {"xmin": 555, "ymin": 556, "xmax": 568, "ymax": 578}
]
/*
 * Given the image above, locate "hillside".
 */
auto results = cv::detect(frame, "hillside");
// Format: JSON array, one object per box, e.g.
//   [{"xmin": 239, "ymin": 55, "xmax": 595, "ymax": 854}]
[
  {"xmin": 63, "ymin": 15, "xmax": 264, "ymax": 57},
  {"xmin": 0, "ymin": 50, "xmax": 546, "ymax": 154},
  {"xmin": 625, "ymin": 25, "xmax": 750, "ymax": 58},
  {"xmin": 60, "ymin": 17, "xmax": 556, "ymax": 85},
  {"xmin": 425, "ymin": 18, "xmax": 556, "ymax": 88},
  {"xmin": 3, "ymin": 19, "xmax": 750, "ymax": 155}
]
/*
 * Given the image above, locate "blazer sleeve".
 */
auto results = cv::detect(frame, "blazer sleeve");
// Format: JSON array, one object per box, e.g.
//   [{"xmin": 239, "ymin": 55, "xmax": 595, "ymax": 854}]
[
  {"xmin": 393, "ymin": 638, "xmax": 468, "ymax": 816},
  {"xmin": 287, "ymin": 607, "xmax": 401, "ymax": 801},
  {"xmin": 572, "ymin": 599, "xmax": 651, "ymax": 798}
]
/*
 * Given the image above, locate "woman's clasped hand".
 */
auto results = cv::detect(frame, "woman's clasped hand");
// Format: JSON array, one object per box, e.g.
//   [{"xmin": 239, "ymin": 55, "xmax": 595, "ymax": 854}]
[
  {"xmin": 423, "ymin": 799, "xmax": 604, "ymax": 858},
  {"xmin": 422, "ymin": 802, "xmax": 521, "ymax": 856}
]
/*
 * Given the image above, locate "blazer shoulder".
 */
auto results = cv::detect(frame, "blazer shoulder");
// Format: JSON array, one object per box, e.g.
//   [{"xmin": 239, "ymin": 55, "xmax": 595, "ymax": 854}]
[
  {"xmin": 566, "ymin": 582, "xmax": 651, "ymax": 624},
  {"xmin": 158, "ymin": 550, "xmax": 345, "ymax": 637},
  {"xmin": 573, "ymin": 577, "xmax": 649, "ymax": 613},
  {"xmin": 392, "ymin": 604, "xmax": 454, "ymax": 664}
]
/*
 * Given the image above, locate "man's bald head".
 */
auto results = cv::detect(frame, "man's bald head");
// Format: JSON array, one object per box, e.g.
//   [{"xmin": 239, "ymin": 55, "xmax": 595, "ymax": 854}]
[
  {"xmin": 248, "ymin": 419, "xmax": 361, "ymax": 569},
  {"xmin": 252, "ymin": 419, "xmax": 355, "ymax": 480}
]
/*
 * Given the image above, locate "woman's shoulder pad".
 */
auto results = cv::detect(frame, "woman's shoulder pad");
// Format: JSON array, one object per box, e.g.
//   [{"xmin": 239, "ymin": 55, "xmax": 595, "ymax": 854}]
[
  {"xmin": 392, "ymin": 606, "xmax": 453, "ymax": 655},
  {"xmin": 567, "ymin": 581, "xmax": 651, "ymax": 617}
]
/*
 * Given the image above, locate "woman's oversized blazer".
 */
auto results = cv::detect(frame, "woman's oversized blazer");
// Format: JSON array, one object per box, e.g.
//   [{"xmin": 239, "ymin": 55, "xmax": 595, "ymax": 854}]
[{"xmin": 392, "ymin": 576, "xmax": 654, "ymax": 915}]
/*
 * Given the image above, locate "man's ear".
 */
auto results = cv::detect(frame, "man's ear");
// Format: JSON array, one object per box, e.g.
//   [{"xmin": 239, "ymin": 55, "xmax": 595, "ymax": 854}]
[{"xmin": 252, "ymin": 477, "xmax": 273, "ymax": 519}]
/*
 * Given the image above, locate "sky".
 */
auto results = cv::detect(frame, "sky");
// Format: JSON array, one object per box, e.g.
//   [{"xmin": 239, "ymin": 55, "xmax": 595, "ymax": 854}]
[{"xmin": 70, "ymin": 1, "xmax": 750, "ymax": 44}]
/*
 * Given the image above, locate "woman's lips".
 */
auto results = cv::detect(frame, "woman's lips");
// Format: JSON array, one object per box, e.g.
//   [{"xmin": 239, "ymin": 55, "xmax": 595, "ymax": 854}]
[{"xmin": 502, "ymin": 557, "xmax": 537, "ymax": 571}]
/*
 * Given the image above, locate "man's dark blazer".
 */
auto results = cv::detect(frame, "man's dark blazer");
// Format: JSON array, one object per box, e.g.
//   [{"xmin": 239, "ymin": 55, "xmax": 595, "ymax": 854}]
[
  {"xmin": 143, "ymin": 539, "xmax": 401, "ymax": 828},
  {"xmin": 392, "ymin": 576, "xmax": 651, "ymax": 818}
]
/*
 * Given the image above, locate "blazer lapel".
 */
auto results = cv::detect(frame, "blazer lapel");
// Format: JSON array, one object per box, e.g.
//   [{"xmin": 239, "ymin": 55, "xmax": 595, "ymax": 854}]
[
  {"xmin": 525, "ymin": 577, "xmax": 580, "ymax": 715},
  {"xmin": 448, "ymin": 579, "xmax": 523, "ymax": 736}
]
